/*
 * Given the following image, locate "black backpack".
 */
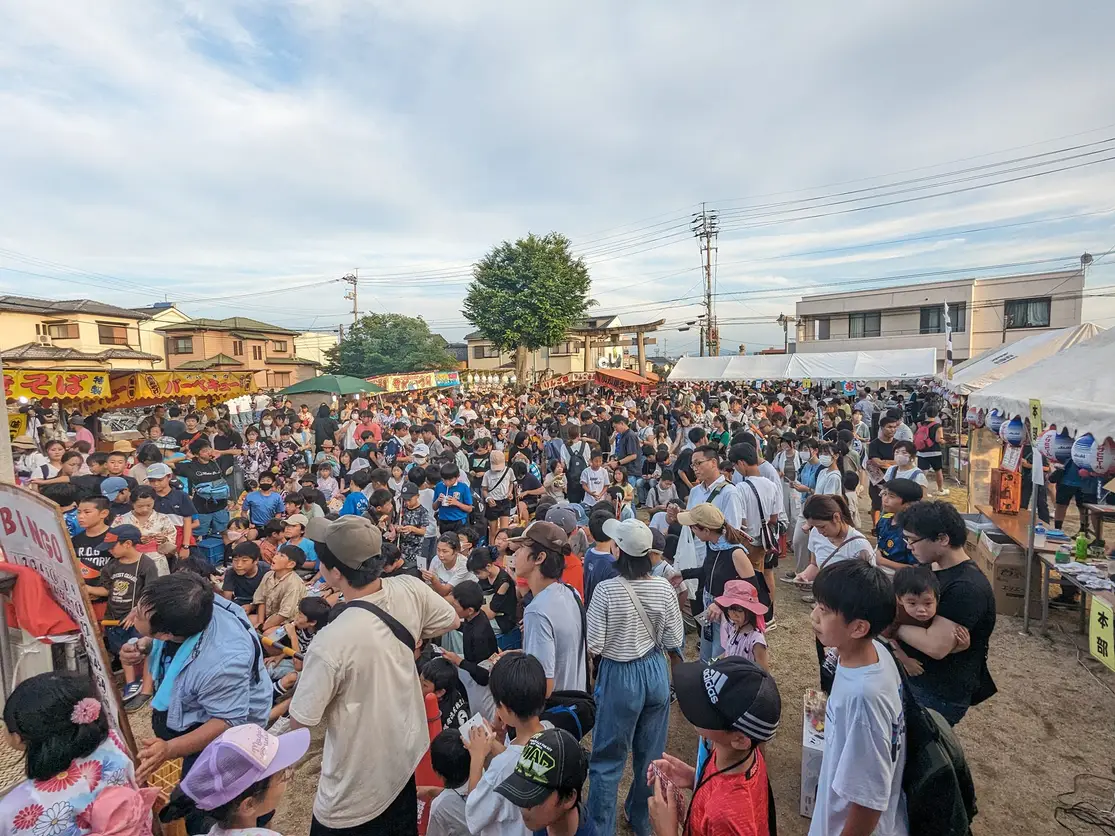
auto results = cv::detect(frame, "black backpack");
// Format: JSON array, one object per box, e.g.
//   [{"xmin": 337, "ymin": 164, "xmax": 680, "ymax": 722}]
[{"xmin": 567, "ymin": 441, "xmax": 590, "ymax": 491}]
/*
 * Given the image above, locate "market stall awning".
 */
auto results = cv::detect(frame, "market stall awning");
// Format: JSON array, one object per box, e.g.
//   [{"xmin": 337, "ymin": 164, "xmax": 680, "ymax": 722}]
[
  {"xmin": 595, "ymin": 368, "xmax": 654, "ymax": 387},
  {"xmin": 366, "ymin": 371, "xmax": 460, "ymax": 394},
  {"xmin": 969, "ymin": 326, "xmax": 1115, "ymax": 441},
  {"xmin": 942, "ymin": 324, "xmax": 1101, "ymax": 395},
  {"xmin": 104, "ymin": 370, "xmax": 259, "ymax": 408},
  {"xmin": 280, "ymin": 375, "xmax": 386, "ymax": 396},
  {"xmin": 667, "ymin": 348, "xmax": 937, "ymax": 382},
  {"xmin": 3, "ymin": 368, "xmax": 112, "ymax": 403}
]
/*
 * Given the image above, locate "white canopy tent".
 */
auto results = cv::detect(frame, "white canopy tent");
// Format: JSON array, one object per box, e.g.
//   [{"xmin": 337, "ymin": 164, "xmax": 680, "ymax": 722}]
[
  {"xmin": 969, "ymin": 326, "xmax": 1115, "ymax": 441},
  {"xmin": 943, "ymin": 323, "xmax": 1102, "ymax": 396},
  {"xmin": 668, "ymin": 348, "xmax": 937, "ymax": 382}
]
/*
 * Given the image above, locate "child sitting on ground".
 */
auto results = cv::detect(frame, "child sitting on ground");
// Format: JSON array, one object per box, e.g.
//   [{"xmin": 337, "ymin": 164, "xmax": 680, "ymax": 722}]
[
  {"xmin": 467, "ymin": 547, "xmax": 520, "ymax": 651},
  {"xmin": 382, "ymin": 541, "xmax": 422, "ymax": 579},
  {"xmin": 265, "ymin": 595, "xmax": 331, "ymax": 723},
  {"xmin": 423, "ymin": 728, "xmax": 472, "ymax": 836},
  {"xmin": 316, "ymin": 462, "xmax": 340, "ymax": 502},
  {"xmin": 220, "ymin": 541, "xmax": 270, "ymax": 607},
  {"xmin": 648, "ymin": 657, "xmax": 781, "ymax": 836},
  {"xmin": 714, "ymin": 579, "xmax": 771, "ymax": 671},
  {"xmin": 421, "ymin": 656, "xmax": 472, "ymax": 730},
  {"xmin": 464, "ymin": 653, "xmax": 548, "ymax": 836},
  {"xmin": 874, "ymin": 478, "xmax": 924, "ymax": 570}
]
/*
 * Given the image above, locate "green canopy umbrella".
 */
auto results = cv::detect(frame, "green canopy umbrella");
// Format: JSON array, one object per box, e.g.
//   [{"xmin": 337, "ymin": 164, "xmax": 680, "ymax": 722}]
[{"xmin": 279, "ymin": 375, "xmax": 386, "ymax": 397}]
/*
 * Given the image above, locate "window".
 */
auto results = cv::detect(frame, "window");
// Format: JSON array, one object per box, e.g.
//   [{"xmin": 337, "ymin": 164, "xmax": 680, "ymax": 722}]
[
  {"xmin": 848, "ymin": 311, "xmax": 881, "ymax": 338},
  {"xmin": 232, "ymin": 340, "xmax": 244, "ymax": 356},
  {"xmin": 1005, "ymin": 297, "xmax": 1051, "ymax": 329},
  {"xmin": 273, "ymin": 372, "xmax": 291, "ymax": 387},
  {"xmin": 168, "ymin": 337, "xmax": 194, "ymax": 354},
  {"xmin": 550, "ymin": 341, "xmax": 578, "ymax": 355},
  {"xmin": 98, "ymin": 323, "xmax": 130, "ymax": 346},
  {"xmin": 272, "ymin": 340, "xmax": 288, "ymax": 352},
  {"xmin": 919, "ymin": 303, "xmax": 966, "ymax": 334},
  {"xmin": 252, "ymin": 345, "xmax": 263, "ymax": 360},
  {"xmin": 45, "ymin": 322, "xmax": 79, "ymax": 339},
  {"xmin": 816, "ymin": 318, "xmax": 830, "ymax": 340},
  {"xmin": 472, "ymin": 344, "xmax": 499, "ymax": 359}
]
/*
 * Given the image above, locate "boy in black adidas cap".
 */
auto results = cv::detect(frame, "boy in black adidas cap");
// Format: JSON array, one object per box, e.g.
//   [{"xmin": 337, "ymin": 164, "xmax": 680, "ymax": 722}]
[
  {"xmin": 495, "ymin": 728, "xmax": 592, "ymax": 835},
  {"xmin": 649, "ymin": 657, "xmax": 781, "ymax": 836}
]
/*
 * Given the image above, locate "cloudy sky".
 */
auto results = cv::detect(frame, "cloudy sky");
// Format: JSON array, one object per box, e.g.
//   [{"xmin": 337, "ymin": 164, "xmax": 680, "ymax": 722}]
[{"xmin": 2, "ymin": 0, "xmax": 1114, "ymax": 355}]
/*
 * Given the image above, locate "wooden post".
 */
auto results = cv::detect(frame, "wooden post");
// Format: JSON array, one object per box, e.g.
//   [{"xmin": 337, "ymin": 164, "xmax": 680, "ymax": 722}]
[
  {"xmin": 636, "ymin": 330, "xmax": 647, "ymax": 376},
  {"xmin": 583, "ymin": 335, "xmax": 592, "ymax": 372}
]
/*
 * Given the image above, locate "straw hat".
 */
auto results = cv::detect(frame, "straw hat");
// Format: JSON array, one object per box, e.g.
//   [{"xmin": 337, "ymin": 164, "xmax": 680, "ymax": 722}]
[{"xmin": 11, "ymin": 435, "xmax": 38, "ymax": 450}]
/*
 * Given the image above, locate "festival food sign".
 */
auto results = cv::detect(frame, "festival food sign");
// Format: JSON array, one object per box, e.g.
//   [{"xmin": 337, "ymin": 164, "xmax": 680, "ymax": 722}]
[
  {"xmin": 3, "ymin": 369, "xmax": 111, "ymax": 403},
  {"xmin": 538, "ymin": 372, "xmax": 596, "ymax": 391},
  {"xmin": 368, "ymin": 370, "xmax": 458, "ymax": 393},
  {"xmin": 105, "ymin": 371, "xmax": 259, "ymax": 408},
  {"xmin": 0, "ymin": 484, "xmax": 138, "ymax": 753}
]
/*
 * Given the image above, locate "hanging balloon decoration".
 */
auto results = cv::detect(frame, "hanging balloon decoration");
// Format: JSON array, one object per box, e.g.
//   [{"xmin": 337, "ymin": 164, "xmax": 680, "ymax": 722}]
[
  {"xmin": 999, "ymin": 417, "xmax": 1025, "ymax": 447},
  {"xmin": 1090, "ymin": 436, "xmax": 1115, "ymax": 476},
  {"xmin": 985, "ymin": 409, "xmax": 1005, "ymax": 434},
  {"xmin": 965, "ymin": 406, "xmax": 984, "ymax": 428},
  {"xmin": 1071, "ymin": 433, "xmax": 1096, "ymax": 470}
]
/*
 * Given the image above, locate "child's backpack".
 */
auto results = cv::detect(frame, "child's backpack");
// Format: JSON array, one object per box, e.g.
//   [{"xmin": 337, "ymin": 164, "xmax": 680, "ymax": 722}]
[{"xmin": 913, "ymin": 420, "xmax": 936, "ymax": 452}]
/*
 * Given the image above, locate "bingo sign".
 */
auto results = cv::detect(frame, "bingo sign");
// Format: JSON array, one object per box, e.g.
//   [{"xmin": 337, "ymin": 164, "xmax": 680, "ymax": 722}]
[{"xmin": 0, "ymin": 484, "xmax": 137, "ymax": 752}]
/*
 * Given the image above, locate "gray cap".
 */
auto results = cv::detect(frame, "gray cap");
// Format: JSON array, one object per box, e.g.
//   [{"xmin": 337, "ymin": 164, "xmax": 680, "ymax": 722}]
[
  {"xmin": 545, "ymin": 506, "xmax": 578, "ymax": 536},
  {"xmin": 306, "ymin": 515, "xmax": 382, "ymax": 569}
]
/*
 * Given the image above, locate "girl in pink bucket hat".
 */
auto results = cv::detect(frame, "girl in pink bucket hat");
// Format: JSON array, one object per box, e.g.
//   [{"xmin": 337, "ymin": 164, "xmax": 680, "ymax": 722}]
[{"xmin": 714, "ymin": 579, "xmax": 770, "ymax": 671}]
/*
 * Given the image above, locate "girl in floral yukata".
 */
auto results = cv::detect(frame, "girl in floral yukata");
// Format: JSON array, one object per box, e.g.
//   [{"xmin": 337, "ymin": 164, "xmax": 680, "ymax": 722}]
[{"xmin": 0, "ymin": 672, "xmax": 139, "ymax": 836}]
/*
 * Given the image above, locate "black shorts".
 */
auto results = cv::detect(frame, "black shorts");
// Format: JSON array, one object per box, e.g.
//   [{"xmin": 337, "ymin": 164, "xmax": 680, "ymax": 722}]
[
  {"xmin": 484, "ymin": 499, "xmax": 512, "ymax": 521},
  {"xmin": 104, "ymin": 625, "xmax": 141, "ymax": 656},
  {"xmin": 763, "ymin": 551, "xmax": 780, "ymax": 570},
  {"xmin": 917, "ymin": 454, "xmax": 943, "ymax": 472},
  {"xmin": 1055, "ymin": 483, "xmax": 1098, "ymax": 507},
  {"xmin": 438, "ymin": 519, "xmax": 465, "ymax": 535},
  {"xmin": 869, "ymin": 482, "xmax": 884, "ymax": 512}
]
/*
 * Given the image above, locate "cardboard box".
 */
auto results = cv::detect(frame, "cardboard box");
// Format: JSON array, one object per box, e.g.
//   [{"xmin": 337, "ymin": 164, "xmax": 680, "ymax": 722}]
[
  {"xmin": 800, "ymin": 697, "xmax": 825, "ymax": 818},
  {"xmin": 960, "ymin": 513, "xmax": 1001, "ymax": 562},
  {"xmin": 975, "ymin": 530, "xmax": 1041, "ymax": 618},
  {"xmin": 989, "ymin": 467, "xmax": 1022, "ymax": 514}
]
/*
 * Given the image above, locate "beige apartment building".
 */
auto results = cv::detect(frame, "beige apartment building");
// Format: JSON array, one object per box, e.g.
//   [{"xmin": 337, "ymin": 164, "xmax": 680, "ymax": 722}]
[
  {"xmin": 157, "ymin": 316, "xmax": 320, "ymax": 389},
  {"xmin": 795, "ymin": 268, "xmax": 1086, "ymax": 371},
  {"xmin": 0, "ymin": 296, "xmax": 164, "ymax": 370}
]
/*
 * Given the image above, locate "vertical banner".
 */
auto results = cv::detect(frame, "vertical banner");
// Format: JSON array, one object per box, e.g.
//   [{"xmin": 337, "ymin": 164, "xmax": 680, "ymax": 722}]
[
  {"xmin": 944, "ymin": 302, "xmax": 954, "ymax": 380},
  {"xmin": 0, "ymin": 485, "xmax": 138, "ymax": 753}
]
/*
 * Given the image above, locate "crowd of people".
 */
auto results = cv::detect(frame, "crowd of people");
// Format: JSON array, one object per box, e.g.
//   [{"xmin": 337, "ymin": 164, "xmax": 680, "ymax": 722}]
[{"xmin": 1, "ymin": 381, "xmax": 997, "ymax": 835}]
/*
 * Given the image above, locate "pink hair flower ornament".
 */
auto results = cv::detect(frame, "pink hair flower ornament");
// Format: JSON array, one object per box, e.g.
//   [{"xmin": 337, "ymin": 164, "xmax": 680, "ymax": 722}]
[{"xmin": 71, "ymin": 698, "xmax": 102, "ymax": 725}]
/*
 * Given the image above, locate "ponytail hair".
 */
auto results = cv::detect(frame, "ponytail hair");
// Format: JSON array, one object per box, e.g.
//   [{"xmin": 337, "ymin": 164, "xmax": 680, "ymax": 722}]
[
  {"xmin": 720, "ymin": 521, "xmax": 750, "ymax": 546},
  {"xmin": 803, "ymin": 494, "xmax": 854, "ymax": 526},
  {"xmin": 2, "ymin": 672, "xmax": 109, "ymax": 781}
]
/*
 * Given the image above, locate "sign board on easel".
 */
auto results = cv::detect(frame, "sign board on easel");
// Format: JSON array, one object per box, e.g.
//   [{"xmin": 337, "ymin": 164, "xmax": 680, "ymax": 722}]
[{"xmin": 0, "ymin": 484, "xmax": 138, "ymax": 754}]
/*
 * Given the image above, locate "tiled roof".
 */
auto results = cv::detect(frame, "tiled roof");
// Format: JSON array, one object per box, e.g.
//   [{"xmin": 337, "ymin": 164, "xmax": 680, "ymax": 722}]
[
  {"xmin": 156, "ymin": 317, "xmax": 299, "ymax": 335},
  {"xmin": 0, "ymin": 343, "xmax": 161, "ymax": 361},
  {"xmin": 175, "ymin": 353, "xmax": 245, "ymax": 369},
  {"xmin": 0, "ymin": 296, "xmax": 148, "ymax": 320},
  {"xmin": 266, "ymin": 356, "xmax": 320, "ymax": 366}
]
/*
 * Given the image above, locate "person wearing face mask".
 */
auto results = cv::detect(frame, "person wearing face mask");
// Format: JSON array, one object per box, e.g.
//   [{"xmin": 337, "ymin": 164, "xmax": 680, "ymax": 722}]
[
  {"xmin": 883, "ymin": 440, "xmax": 929, "ymax": 489},
  {"xmin": 813, "ymin": 443, "xmax": 844, "ymax": 496},
  {"xmin": 242, "ymin": 475, "xmax": 285, "ymax": 528}
]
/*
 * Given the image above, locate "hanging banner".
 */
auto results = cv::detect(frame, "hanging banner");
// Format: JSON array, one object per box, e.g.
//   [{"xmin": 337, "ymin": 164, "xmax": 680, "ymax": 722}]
[
  {"xmin": 4, "ymin": 369, "xmax": 111, "ymax": 402},
  {"xmin": 8, "ymin": 413, "xmax": 27, "ymax": 439},
  {"xmin": 538, "ymin": 372, "xmax": 596, "ymax": 391},
  {"xmin": 367, "ymin": 371, "xmax": 458, "ymax": 394},
  {"xmin": 105, "ymin": 371, "xmax": 258, "ymax": 407}
]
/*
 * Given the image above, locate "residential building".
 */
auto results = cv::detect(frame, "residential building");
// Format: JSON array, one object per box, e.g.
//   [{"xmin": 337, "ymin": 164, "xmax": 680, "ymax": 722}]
[
  {"xmin": 795, "ymin": 268, "xmax": 1085, "ymax": 372},
  {"xmin": 0, "ymin": 296, "xmax": 163, "ymax": 370},
  {"xmin": 464, "ymin": 314, "xmax": 660, "ymax": 379},
  {"xmin": 294, "ymin": 331, "xmax": 339, "ymax": 367},
  {"xmin": 132, "ymin": 302, "xmax": 193, "ymax": 358},
  {"xmin": 156, "ymin": 316, "xmax": 320, "ymax": 389}
]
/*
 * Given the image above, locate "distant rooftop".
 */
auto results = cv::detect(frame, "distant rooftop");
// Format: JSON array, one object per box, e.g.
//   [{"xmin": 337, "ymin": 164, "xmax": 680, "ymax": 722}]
[
  {"xmin": 0, "ymin": 295, "xmax": 149, "ymax": 320},
  {"xmin": 155, "ymin": 316, "xmax": 300, "ymax": 336}
]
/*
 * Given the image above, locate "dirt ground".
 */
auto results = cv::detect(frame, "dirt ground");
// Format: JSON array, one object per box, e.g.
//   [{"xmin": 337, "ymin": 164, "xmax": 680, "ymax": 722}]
[{"xmin": 269, "ymin": 484, "xmax": 1115, "ymax": 835}]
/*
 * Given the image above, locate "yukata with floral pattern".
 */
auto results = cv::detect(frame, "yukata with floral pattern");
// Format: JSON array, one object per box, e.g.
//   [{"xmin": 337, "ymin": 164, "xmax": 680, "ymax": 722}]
[
  {"xmin": 237, "ymin": 441, "xmax": 273, "ymax": 482},
  {"xmin": 0, "ymin": 731, "xmax": 136, "ymax": 836}
]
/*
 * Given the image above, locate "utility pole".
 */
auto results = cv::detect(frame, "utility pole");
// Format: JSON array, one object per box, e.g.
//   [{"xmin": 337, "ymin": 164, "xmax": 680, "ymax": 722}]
[
  {"xmin": 342, "ymin": 273, "xmax": 359, "ymax": 325},
  {"xmin": 691, "ymin": 204, "xmax": 720, "ymax": 356},
  {"xmin": 776, "ymin": 313, "xmax": 792, "ymax": 352}
]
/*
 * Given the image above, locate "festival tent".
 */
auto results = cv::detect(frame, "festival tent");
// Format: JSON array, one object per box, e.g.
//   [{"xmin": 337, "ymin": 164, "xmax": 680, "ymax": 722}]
[
  {"xmin": 279, "ymin": 375, "xmax": 386, "ymax": 397},
  {"xmin": 943, "ymin": 323, "xmax": 1102, "ymax": 396},
  {"xmin": 667, "ymin": 348, "xmax": 936, "ymax": 382},
  {"xmin": 969, "ymin": 326, "xmax": 1115, "ymax": 441}
]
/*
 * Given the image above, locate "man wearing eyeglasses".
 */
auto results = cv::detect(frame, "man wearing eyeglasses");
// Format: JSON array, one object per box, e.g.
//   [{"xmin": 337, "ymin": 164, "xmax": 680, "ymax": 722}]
[{"xmin": 685, "ymin": 445, "xmax": 745, "ymax": 564}]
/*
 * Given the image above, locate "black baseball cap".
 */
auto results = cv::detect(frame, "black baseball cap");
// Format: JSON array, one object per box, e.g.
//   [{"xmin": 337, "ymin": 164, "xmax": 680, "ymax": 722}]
[
  {"xmin": 400, "ymin": 481, "xmax": 420, "ymax": 499},
  {"xmin": 495, "ymin": 728, "xmax": 587, "ymax": 808},
  {"xmin": 673, "ymin": 657, "xmax": 781, "ymax": 742}
]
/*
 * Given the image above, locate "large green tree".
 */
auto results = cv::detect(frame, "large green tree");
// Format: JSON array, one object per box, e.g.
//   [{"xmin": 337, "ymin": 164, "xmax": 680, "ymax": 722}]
[
  {"xmin": 325, "ymin": 313, "xmax": 458, "ymax": 377},
  {"xmin": 464, "ymin": 232, "xmax": 593, "ymax": 383}
]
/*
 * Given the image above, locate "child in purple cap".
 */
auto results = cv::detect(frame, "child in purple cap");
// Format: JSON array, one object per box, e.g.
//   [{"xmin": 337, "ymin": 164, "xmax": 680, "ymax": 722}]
[{"xmin": 161, "ymin": 724, "xmax": 310, "ymax": 835}]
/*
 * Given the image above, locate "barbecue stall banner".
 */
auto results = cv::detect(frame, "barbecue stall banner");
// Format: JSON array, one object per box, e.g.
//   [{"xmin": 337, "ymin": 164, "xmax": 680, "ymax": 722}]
[
  {"xmin": 105, "ymin": 371, "xmax": 259, "ymax": 407},
  {"xmin": 4, "ymin": 369, "xmax": 111, "ymax": 403},
  {"xmin": 367, "ymin": 370, "xmax": 458, "ymax": 393}
]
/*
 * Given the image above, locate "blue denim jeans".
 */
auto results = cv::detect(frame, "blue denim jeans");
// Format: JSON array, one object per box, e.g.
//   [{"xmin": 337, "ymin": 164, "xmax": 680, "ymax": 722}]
[
  {"xmin": 635, "ymin": 477, "xmax": 651, "ymax": 506},
  {"xmin": 195, "ymin": 509, "xmax": 230, "ymax": 537},
  {"xmin": 699, "ymin": 590, "xmax": 724, "ymax": 662},
  {"xmin": 587, "ymin": 651, "xmax": 670, "ymax": 836},
  {"xmin": 906, "ymin": 679, "xmax": 970, "ymax": 726}
]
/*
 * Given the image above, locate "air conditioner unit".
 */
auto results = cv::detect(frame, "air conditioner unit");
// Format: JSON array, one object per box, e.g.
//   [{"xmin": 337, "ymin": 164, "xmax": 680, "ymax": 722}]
[{"xmin": 36, "ymin": 335, "xmax": 52, "ymax": 346}]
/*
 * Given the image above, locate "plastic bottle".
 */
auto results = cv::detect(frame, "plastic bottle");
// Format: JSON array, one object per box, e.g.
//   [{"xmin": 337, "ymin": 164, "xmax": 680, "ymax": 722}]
[
  {"xmin": 1075, "ymin": 531, "xmax": 1089, "ymax": 562},
  {"xmin": 1034, "ymin": 524, "xmax": 1047, "ymax": 549}
]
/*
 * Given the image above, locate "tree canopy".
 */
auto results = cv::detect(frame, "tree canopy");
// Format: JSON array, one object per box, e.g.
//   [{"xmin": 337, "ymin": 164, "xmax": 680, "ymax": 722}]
[
  {"xmin": 463, "ymin": 232, "xmax": 593, "ymax": 380},
  {"xmin": 324, "ymin": 313, "xmax": 459, "ymax": 377}
]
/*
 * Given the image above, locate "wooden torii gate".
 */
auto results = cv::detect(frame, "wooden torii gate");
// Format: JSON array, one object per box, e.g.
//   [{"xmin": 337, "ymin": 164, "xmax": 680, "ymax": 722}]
[{"xmin": 565, "ymin": 319, "xmax": 665, "ymax": 376}]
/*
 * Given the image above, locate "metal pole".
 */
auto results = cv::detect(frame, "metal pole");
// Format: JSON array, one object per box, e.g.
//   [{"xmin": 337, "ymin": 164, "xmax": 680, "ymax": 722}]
[
  {"xmin": 0, "ymin": 355, "xmax": 15, "ymax": 483},
  {"xmin": 1021, "ymin": 450, "xmax": 1040, "ymax": 634}
]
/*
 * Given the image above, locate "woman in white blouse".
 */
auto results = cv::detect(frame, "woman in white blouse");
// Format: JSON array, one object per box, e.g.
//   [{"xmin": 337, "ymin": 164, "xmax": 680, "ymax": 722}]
[{"xmin": 585, "ymin": 518, "xmax": 684, "ymax": 836}]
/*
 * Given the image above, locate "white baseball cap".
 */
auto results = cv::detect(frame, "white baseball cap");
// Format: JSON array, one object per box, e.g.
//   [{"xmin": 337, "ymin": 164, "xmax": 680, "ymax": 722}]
[
  {"xmin": 602, "ymin": 518, "xmax": 653, "ymax": 557},
  {"xmin": 412, "ymin": 443, "xmax": 430, "ymax": 458}
]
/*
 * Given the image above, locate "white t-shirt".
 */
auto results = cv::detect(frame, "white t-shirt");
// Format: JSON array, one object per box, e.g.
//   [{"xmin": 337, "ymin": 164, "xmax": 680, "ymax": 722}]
[
  {"xmin": 580, "ymin": 465, "xmax": 609, "ymax": 499},
  {"xmin": 893, "ymin": 423, "xmax": 914, "ymax": 443},
  {"xmin": 432, "ymin": 556, "xmax": 473, "ymax": 588},
  {"xmin": 808, "ymin": 526, "xmax": 875, "ymax": 568},
  {"xmin": 465, "ymin": 743, "xmax": 531, "ymax": 836},
  {"xmin": 649, "ymin": 511, "xmax": 670, "ymax": 534},
  {"xmin": 428, "ymin": 784, "xmax": 470, "ymax": 836},
  {"xmin": 730, "ymin": 474, "xmax": 781, "ymax": 541},
  {"xmin": 288, "ymin": 576, "xmax": 458, "ymax": 829},
  {"xmin": 884, "ymin": 465, "xmax": 929, "ymax": 488},
  {"xmin": 810, "ymin": 641, "xmax": 909, "ymax": 836},
  {"xmin": 814, "ymin": 467, "xmax": 844, "ymax": 496}
]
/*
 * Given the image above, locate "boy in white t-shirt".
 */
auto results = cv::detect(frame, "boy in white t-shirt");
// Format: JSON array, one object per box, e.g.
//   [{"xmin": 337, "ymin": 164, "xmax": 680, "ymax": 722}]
[
  {"xmin": 809, "ymin": 560, "xmax": 909, "ymax": 836},
  {"xmin": 579, "ymin": 447, "xmax": 609, "ymax": 504}
]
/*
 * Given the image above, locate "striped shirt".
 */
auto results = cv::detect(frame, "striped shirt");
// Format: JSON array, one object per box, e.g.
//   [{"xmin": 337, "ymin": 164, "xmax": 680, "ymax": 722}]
[{"xmin": 586, "ymin": 575, "xmax": 685, "ymax": 662}]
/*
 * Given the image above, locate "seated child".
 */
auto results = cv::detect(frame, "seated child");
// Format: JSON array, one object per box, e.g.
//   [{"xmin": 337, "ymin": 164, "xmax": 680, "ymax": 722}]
[
  {"xmin": 464, "ymin": 654, "xmax": 548, "ymax": 836},
  {"xmin": 467, "ymin": 548, "xmax": 520, "ymax": 651},
  {"xmin": 257, "ymin": 518, "xmax": 285, "ymax": 565},
  {"xmin": 714, "ymin": 579, "xmax": 770, "ymax": 671},
  {"xmin": 316, "ymin": 463, "xmax": 339, "ymax": 502},
  {"xmin": 221, "ymin": 541, "xmax": 270, "ymax": 607},
  {"xmin": 265, "ymin": 595, "xmax": 331, "ymax": 720},
  {"xmin": 339, "ymin": 468, "xmax": 372, "ymax": 517},
  {"xmin": 248, "ymin": 544, "xmax": 305, "ymax": 631},
  {"xmin": 874, "ymin": 478, "xmax": 924, "ymax": 570},
  {"xmin": 421, "ymin": 656, "xmax": 471, "ymax": 730},
  {"xmin": 424, "ymin": 728, "xmax": 472, "ymax": 836},
  {"xmin": 649, "ymin": 657, "xmax": 780, "ymax": 836},
  {"xmin": 382, "ymin": 541, "xmax": 422, "ymax": 579}
]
